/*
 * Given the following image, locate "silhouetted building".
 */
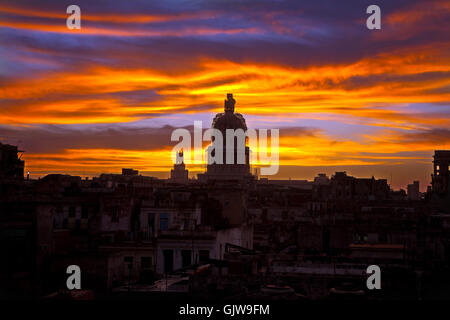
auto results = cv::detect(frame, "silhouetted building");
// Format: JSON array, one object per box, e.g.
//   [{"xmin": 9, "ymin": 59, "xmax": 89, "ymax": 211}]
[
  {"xmin": 431, "ymin": 150, "xmax": 450, "ymax": 196},
  {"xmin": 206, "ymin": 94, "xmax": 251, "ymax": 180},
  {"xmin": 407, "ymin": 181, "xmax": 420, "ymax": 200},
  {"xmin": 0, "ymin": 142, "xmax": 24, "ymax": 180},
  {"xmin": 122, "ymin": 168, "xmax": 138, "ymax": 176},
  {"xmin": 313, "ymin": 171, "xmax": 389, "ymax": 201},
  {"xmin": 170, "ymin": 151, "xmax": 188, "ymax": 183},
  {"xmin": 4, "ymin": 99, "xmax": 450, "ymax": 301}
]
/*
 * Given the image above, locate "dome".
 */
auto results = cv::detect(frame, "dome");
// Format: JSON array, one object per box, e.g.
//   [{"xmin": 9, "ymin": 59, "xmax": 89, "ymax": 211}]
[
  {"xmin": 206, "ymin": 94, "xmax": 251, "ymax": 181},
  {"xmin": 212, "ymin": 112, "xmax": 247, "ymax": 131}
]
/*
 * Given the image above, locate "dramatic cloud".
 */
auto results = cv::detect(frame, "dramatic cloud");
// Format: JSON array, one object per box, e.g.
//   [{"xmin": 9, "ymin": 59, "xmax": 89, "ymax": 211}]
[{"xmin": 0, "ymin": 0, "xmax": 449, "ymax": 190}]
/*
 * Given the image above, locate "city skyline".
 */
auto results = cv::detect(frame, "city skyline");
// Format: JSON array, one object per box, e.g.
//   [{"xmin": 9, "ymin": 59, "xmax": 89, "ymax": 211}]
[
  {"xmin": 2, "ymin": 1, "xmax": 450, "ymax": 304},
  {"xmin": 1, "ymin": 0, "xmax": 449, "ymax": 191}
]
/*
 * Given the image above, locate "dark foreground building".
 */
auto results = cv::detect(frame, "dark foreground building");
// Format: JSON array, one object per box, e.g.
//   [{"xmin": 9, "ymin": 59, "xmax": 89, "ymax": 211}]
[
  {"xmin": 0, "ymin": 142, "xmax": 24, "ymax": 181},
  {"xmin": 1, "ymin": 96, "xmax": 450, "ymax": 300}
]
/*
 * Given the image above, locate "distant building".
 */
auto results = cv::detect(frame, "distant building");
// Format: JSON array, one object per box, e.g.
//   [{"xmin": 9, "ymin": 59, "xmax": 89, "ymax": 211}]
[
  {"xmin": 122, "ymin": 168, "xmax": 138, "ymax": 176},
  {"xmin": 314, "ymin": 173, "xmax": 330, "ymax": 185},
  {"xmin": 313, "ymin": 171, "xmax": 389, "ymax": 201},
  {"xmin": 407, "ymin": 181, "xmax": 420, "ymax": 200},
  {"xmin": 170, "ymin": 151, "xmax": 189, "ymax": 183},
  {"xmin": 0, "ymin": 142, "xmax": 24, "ymax": 180}
]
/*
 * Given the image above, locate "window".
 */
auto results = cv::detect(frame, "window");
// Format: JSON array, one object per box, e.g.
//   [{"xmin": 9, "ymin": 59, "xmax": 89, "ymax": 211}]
[
  {"xmin": 184, "ymin": 218, "xmax": 192, "ymax": 230},
  {"xmin": 353, "ymin": 233, "xmax": 368, "ymax": 242},
  {"xmin": 69, "ymin": 206, "xmax": 76, "ymax": 218},
  {"xmin": 141, "ymin": 257, "xmax": 152, "ymax": 269},
  {"xmin": 199, "ymin": 250, "xmax": 209, "ymax": 263},
  {"xmin": 81, "ymin": 206, "xmax": 88, "ymax": 219},
  {"xmin": 436, "ymin": 165, "xmax": 440, "ymax": 171},
  {"xmin": 148, "ymin": 213, "xmax": 155, "ymax": 226},
  {"xmin": 111, "ymin": 207, "xmax": 119, "ymax": 222},
  {"xmin": 160, "ymin": 213, "xmax": 169, "ymax": 230},
  {"xmin": 379, "ymin": 233, "xmax": 388, "ymax": 243},
  {"xmin": 181, "ymin": 250, "xmax": 192, "ymax": 267},
  {"xmin": 262, "ymin": 208, "xmax": 268, "ymax": 221},
  {"xmin": 124, "ymin": 256, "xmax": 133, "ymax": 263},
  {"xmin": 163, "ymin": 250, "xmax": 173, "ymax": 273}
]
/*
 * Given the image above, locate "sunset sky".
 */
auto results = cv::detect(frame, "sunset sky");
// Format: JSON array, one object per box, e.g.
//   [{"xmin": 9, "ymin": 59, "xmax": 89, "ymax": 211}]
[{"xmin": 1, "ymin": 0, "xmax": 449, "ymax": 190}]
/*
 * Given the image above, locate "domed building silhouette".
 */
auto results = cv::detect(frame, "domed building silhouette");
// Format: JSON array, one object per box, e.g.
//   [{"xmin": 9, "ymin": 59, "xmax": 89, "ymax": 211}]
[{"xmin": 206, "ymin": 94, "xmax": 251, "ymax": 180}]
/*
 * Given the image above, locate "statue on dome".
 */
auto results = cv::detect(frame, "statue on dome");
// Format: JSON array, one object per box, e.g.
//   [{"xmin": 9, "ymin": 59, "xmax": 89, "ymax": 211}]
[{"xmin": 224, "ymin": 93, "xmax": 235, "ymax": 113}]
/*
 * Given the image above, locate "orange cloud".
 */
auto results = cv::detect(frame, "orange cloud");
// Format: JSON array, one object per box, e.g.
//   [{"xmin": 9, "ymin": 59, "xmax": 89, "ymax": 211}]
[
  {"xmin": 1, "ymin": 44, "xmax": 449, "ymax": 129},
  {"xmin": 1, "ymin": 0, "xmax": 449, "ymax": 190}
]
